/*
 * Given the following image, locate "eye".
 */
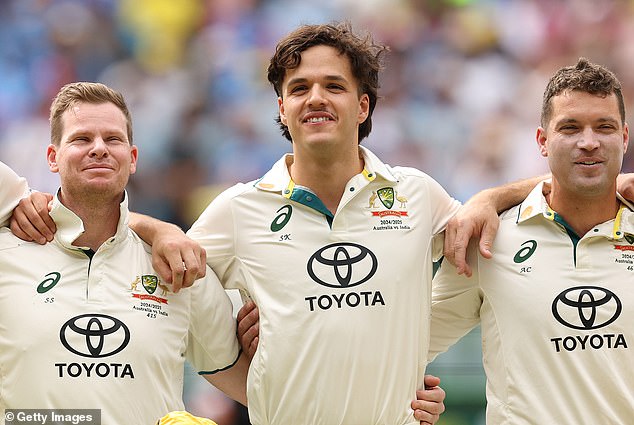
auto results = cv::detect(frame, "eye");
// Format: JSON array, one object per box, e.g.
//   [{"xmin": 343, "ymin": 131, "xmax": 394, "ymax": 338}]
[
  {"xmin": 558, "ymin": 125, "xmax": 578, "ymax": 133},
  {"xmin": 289, "ymin": 85, "xmax": 307, "ymax": 95},
  {"xmin": 327, "ymin": 84, "xmax": 345, "ymax": 92}
]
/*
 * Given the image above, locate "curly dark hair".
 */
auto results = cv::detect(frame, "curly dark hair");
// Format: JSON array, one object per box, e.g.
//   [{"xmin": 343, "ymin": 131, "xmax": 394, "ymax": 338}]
[
  {"xmin": 267, "ymin": 21, "xmax": 388, "ymax": 143},
  {"xmin": 541, "ymin": 57, "xmax": 625, "ymax": 127}
]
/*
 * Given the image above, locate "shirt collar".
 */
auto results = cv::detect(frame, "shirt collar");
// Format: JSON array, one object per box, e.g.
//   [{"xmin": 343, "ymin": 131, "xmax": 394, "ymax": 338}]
[
  {"xmin": 50, "ymin": 190, "xmax": 130, "ymax": 249},
  {"xmin": 253, "ymin": 145, "xmax": 398, "ymax": 195},
  {"xmin": 517, "ymin": 180, "xmax": 634, "ymax": 239},
  {"xmin": 516, "ymin": 180, "xmax": 553, "ymax": 224}
]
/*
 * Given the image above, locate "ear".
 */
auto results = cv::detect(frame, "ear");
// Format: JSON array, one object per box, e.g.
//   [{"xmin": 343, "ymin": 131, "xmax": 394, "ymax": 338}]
[
  {"xmin": 536, "ymin": 127, "xmax": 548, "ymax": 157},
  {"xmin": 278, "ymin": 97, "xmax": 287, "ymax": 126},
  {"xmin": 47, "ymin": 144, "xmax": 59, "ymax": 173},
  {"xmin": 358, "ymin": 93, "xmax": 369, "ymax": 124},
  {"xmin": 129, "ymin": 145, "xmax": 139, "ymax": 175},
  {"xmin": 623, "ymin": 122, "xmax": 629, "ymax": 154}
]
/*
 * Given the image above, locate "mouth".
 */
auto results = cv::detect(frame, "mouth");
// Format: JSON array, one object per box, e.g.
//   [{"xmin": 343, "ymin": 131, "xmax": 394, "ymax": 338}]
[
  {"xmin": 304, "ymin": 116, "xmax": 333, "ymax": 123},
  {"xmin": 574, "ymin": 160, "xmax": 602, "ymax": 166},
  {"xmin": 303, "ymin": 111, "xmax": 335, "ymax": 124},
  {"xmin": 84, "ymin": 164, "xmax": 114, "ymax": 172}
]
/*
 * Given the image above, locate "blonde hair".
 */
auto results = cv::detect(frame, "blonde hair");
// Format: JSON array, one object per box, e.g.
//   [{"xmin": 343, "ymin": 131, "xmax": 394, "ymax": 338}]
[{"xmin": 49, "ymin": 82, "xmax": 133, "ymax": 146}]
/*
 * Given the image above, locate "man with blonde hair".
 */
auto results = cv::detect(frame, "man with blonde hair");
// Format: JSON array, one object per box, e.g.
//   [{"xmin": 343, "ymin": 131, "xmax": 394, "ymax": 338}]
[{"xmin": 0, "ymin": 82, "xmax": 248, "ymax": 424}]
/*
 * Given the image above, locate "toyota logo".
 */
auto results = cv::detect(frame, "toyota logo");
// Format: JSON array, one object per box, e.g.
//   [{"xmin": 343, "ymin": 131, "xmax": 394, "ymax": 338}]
[
  {"xmin": 307, "ymin": 242, "xmax": 378, "ymax": 288},
  {"xmin": 60, "ymin": 314, "xmax": 130, "ymax": 358},
  {"xmin": 552, "ymin": 286, "xmax": 622, "ymax": 330}
]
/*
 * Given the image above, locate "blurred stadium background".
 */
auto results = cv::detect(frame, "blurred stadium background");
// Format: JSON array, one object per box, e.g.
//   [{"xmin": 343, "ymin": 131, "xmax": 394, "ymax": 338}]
[{"xmin": 3, "ymin": 0, "xmax": 634, "ymax": 424}]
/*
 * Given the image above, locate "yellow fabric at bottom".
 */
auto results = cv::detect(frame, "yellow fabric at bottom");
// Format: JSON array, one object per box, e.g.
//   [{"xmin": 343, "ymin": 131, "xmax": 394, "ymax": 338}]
[{"xmin": 157, "ymin": 411, "xmax": 218, "ymax": 425}]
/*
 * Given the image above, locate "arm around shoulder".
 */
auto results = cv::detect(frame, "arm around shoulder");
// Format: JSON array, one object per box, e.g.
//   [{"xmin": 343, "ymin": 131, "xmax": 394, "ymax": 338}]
[
  {"xmin": 129, "ymin": 212, "xmax": 206, "ymax": 292},
  {"xmin": 617, "ymin": 173, "xmax": 634, "ymax": 202},
  {"xmin": 9, "ymin": 191, "xmax": 55, "ymax": 243},
  {"xmin": 444, "ymin": 174, "xmax": 548, "ymax": 276}
]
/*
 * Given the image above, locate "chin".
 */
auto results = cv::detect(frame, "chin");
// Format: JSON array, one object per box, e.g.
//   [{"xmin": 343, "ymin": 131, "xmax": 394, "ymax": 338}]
[
  {"xmin": 76, "ymin": 180, "xmax": 126, "ymax": 198},
  {"xmin": 571, "ymin": 180, "xmax": 612, "ymax": 197}
]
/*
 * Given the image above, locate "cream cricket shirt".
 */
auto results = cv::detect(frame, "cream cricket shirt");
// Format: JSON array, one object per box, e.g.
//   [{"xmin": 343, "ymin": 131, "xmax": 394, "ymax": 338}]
[
  {"xmin": 0, "ymin": 161, "xmax": 29, "ymax": 226},
  {"xmin": 0, "ymin": 193, "xmax": 239, "ymax": 425},
  {"xmin": 429, "ymin": 181, "xmax": 634, "ymax": 424},
  {"xmin": 188, "ymin": 146, "xmax": 461, "ymax": 425}
]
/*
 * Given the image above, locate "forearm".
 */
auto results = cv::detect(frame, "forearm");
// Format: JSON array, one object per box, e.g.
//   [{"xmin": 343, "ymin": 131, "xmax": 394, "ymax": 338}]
[
  {"xmin": 472, "ymin": 174, "xmax": 549, "ymax": 214},
  {"xmin": 203, "ymin": 352, "xmax": 249, "ymax": 406},
  {"xmin": 128, "ymin": 212, "xmax": 181, "ymax": 246},
  {"xmin": 128, "ymin": 212, "xmax": 205, "ymax": 290}
]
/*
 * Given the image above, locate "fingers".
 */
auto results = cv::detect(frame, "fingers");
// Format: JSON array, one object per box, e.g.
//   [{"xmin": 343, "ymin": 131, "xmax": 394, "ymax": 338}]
[
  {"xmin": 197, "ymin": 248, "xmax": 207, "ymax": 278},
  {"xmin": 152, "ymin": 254, "xmax": 174, "ymax": 286},
  {"xmin": 170, "ymin": 254, "xmax": 203, "ymax": 293},
  {"xmin": 412, "ymin": 386, "xmax": 446, "ymax": 424},
  {"xmin": 178, "ymin": 246, "xmax": 207, "ymax": 291},
  {"xmin": 170, "ymin": 262, "xmax": 187, "ymax": 294},
  {"xmin": 415, "ymin": 386, "xmax": 446, "ymax": 407},
  {"xmin": 150, "ymin": 237, "xmax": 207, "ymax": 293},
  {"xmin": 478, "ymin": 219, "xmax": 499, "ymax": 259},
  {"xmin": 414, "ymin": 414, "xmax": 439, "ymax": 425},
  {"xmin": 443, "ymin": 217, "xmax": 473, "ymax": 277},
  {"xmin": 10, "ymin": 194, "xmax": 56, "ymax": 244},
  {"xmin": 10, "ymin": 218, "xmax": 35, "ymax": 242},
  {"xmin": 442, "ymin": 218, "xmax": 457, "ymax": 266},
  {"xmin": 240, "ymin": 327, "xmax": 259, "ymax": 360},
  {"xmin": 412, "ymin": 402, "xmax": 442, "ymax": 424},
  {"xmin": 616, "ymin": 173, "xmax": 634, "ymax": 201},
  {"xmin": 423, "ymin": 374, "xmax": 441, "ymax": 389},
  {"xmin": 237, "ymin": 301, "xmax": 260, "ymax": 359},
  {"xmin": 151, "ymin": 249, "xmax": 194, "ymax": 293},
  {"xmin": 413, "ymin": 410, "xmax": 440, "ymax": 425},
  {"xmin": 237, "ymin": 300, "xmax": 257, "ymax": 322}
]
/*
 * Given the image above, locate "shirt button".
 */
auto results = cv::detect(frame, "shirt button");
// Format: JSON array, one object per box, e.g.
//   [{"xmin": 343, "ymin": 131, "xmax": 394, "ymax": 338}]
[
  {"xmin": 306, "ymin": 195, "xmax": 313, "ymax": 202},
  {"xmin": 349, "ymin": 187, "xmax": 355, "ymax": 192}
]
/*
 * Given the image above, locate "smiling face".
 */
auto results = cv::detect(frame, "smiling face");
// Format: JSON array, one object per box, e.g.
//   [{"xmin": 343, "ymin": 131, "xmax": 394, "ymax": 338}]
[
  {"xmin": 277, "ymin": 45, "xmax": 369, "ymax": 156},
  {"xmin": 47, "ymin": 101, "xmax": 138, "ymax": 204},
  {"xmin": 537, "ymin": 90, "xmax": 628, "ymax": 200}
]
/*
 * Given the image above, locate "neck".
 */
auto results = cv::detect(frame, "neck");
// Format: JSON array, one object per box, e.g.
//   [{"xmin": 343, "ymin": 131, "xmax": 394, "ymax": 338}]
[
  {"xmin": 289, "ymin": 145, "xmax": 364, "ymax": 214},
  {"xmin": 547, "ymin": 186, "xmax": 619, "ymax": 237},
  {"xmin": 58, "ymin": 190, "xmax": 122, "ymax": 251}
]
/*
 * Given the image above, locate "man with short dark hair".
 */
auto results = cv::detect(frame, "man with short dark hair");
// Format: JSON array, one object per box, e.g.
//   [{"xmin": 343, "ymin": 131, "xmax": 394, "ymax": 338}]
[{"xmin": 419, "ymin": 58, "xmax": 634, "ymax": 423}]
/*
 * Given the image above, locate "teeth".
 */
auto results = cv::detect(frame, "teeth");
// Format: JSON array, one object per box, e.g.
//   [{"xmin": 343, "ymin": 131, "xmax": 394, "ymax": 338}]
[
  {"xmin": 306, "ymin": 117, "xmax": 329, "ymax": 123},
  {"xmin": 579, "ymin": 161, "xmax": 598, "ymax": 165}
]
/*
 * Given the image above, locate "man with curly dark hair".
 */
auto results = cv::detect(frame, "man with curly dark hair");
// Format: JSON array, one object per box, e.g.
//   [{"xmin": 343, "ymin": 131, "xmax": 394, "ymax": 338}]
[{"xmin": 187, "ymin": 22, "xmax": 530, "ymax": 424}]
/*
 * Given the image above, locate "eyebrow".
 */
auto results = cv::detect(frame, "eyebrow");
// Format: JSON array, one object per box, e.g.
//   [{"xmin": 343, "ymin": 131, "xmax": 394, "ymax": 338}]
[
  {"xmin": 64, "ymin": 128, "xmax": 127, "ymax": 140},
  {"xmin": 555, "ymin": 117, "xmax": 620, "ymax": 126},
  {"xmin": 286, "ymin": 75, "xmax": 349, "ymax": 87}
]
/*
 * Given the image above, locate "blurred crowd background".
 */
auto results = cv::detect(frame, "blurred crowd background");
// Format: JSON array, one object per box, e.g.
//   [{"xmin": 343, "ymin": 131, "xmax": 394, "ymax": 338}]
[{"xmin": 3, "ymin": 0, "xmax": 634, "ymax": 424}]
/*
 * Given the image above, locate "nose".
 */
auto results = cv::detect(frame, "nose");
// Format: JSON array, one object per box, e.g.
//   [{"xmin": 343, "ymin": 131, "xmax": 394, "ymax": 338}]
[
  {"xmin": 578, "ymin": 127, "xmax": 600, "ymax": 151},
  {"xmin": 90, "ymin": 137, "xmax": 109, "ymax": 158},
  {"xmin": 307, "ymin": 84, "xmax": 327, "ymax": 107}
]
